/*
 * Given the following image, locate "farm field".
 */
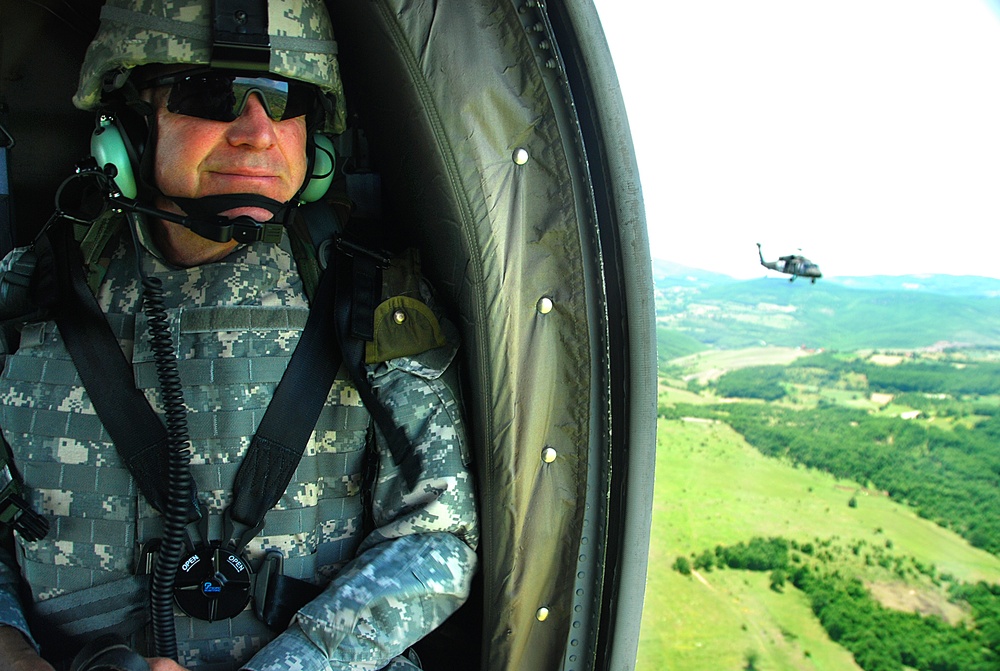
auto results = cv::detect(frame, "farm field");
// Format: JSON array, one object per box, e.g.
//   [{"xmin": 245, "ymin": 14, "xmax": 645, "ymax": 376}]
[
  {"xmin": 669, "ymin": 347, "xmax": 812, "ymax": 384},
  {"xmin": 637, "ymin": 409, "xmax": 1000, "ymax": 671}
]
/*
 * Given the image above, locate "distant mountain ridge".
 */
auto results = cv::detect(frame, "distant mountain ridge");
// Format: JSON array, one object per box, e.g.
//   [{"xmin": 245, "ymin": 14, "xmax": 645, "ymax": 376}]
[
  {"xmin": 826, "ymin": 274, "xmax": 1000, "ymax": 297},
  {"xmin": 652, "ymin": 259, "xmax": 1000, "ymax": 350},
  {"xmin": 653, "ymin": 258, "xmax": 1000, "ymax": 297}
]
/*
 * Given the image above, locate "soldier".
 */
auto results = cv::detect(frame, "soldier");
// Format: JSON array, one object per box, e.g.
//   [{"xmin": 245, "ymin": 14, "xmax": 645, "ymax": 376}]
[{"xmin": 0, "ymin": 1, "xmax": 478, "ymax": 670}]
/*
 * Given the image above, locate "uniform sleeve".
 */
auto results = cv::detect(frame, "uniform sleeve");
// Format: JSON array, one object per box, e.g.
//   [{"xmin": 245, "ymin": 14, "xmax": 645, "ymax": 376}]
[
  {"xmin": 0, "ymin": 535, "xmax": 36, "ymax": 650},
  {"xmin": 0, "ymin": 249, "xmax": 42, "ymax": 649},
  {"xmin": 244, "ymin": 333, "xmax": 479, "ymax": 671}
]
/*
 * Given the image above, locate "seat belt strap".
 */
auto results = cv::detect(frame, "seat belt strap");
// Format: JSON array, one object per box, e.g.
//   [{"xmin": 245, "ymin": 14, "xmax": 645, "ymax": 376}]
[
  {"xmin": 225, "ymin": 255, "xmax": 343, "ymax": 547},
  {"xmin": 50, "ymin": 224, "xmax": 405, "ymax": 547},
  {"xmin": 257, "ymin": 572, "xmax": 323, "ymax": 631},
  {"xmin": 49, "ymin": 219, "xmax": 344, "ymax": 544},
  {"xmin": 50, "ymin": 228, "xmax": 178, "ymax": 517}
]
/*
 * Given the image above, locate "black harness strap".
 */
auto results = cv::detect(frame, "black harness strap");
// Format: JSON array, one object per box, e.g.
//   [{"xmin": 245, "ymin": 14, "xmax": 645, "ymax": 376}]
[
  {"xmin": 52, "ymin": 222, "xmax": 345, "ymax": 545},
  {"xmin": 51, "ymin": 228, "xmax": 178, "ymax": 517},
  {"xmin": 225, "ymin": 248, "xmax": 343, "ymax": 548}
]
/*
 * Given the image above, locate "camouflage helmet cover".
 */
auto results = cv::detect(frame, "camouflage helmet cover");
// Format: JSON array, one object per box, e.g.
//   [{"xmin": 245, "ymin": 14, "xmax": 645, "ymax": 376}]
[{"xmin": 73, "ymin": 0, "xmax": 347, "ymax": 134}]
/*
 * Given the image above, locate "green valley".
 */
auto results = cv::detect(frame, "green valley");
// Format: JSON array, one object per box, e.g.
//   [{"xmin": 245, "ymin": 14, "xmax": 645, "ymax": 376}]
[{"xmin": 639, "ymin": 342, "xmax": 1000, "ymax": 671}]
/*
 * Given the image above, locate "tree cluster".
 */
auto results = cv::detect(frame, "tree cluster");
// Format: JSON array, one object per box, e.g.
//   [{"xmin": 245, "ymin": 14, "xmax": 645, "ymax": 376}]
[
  {"xmin": 672, "ymin": 536, "xmax": 1000, "ymax": 671},
  {"xmin": 713, "ymin": 366, "xmax": 787, "ymax": 401},
  {"xmin": 793, "ymin": 353, "xmax": 1000, "ymax": 397},
  {"xmin": 798, "ymin": 570, "xmax": 996, "ymax": 671}
]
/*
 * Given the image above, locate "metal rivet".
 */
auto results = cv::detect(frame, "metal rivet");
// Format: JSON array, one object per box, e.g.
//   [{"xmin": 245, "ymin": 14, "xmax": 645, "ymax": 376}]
[
  {"xmin": 542, "ymin": 447, "xmax": 557, "ymax": 463},
  {"xmin": 393, "ymin": 309, "xmax": 407, "ymax": 324},
  {"xmin": 535, "ymin": 607, "xmax": 550, "ymax": 622},
  {"xmin": 537, "ymin": 297, "xmax": 553, "ymax": 314},
  {"xmin": 513, "ymin": 148, "xmax": 529, "ymax": 165}
]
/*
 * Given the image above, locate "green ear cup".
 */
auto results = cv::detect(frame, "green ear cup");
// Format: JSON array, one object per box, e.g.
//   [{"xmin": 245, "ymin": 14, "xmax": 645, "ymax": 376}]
[
  {"xmin": 91, "ymin": 119, "xmax": 137, "ymax": 199},
  {"xmin": 299, "ymin": 134, "xmax": 335, "ymax": 204}
]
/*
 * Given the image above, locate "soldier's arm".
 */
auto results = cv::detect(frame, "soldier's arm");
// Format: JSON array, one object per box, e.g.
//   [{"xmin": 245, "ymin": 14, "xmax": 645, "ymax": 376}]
[
  {"xmin": 0, "ymin": 627, "xmax": 53, "ymax": 671},
  {"xmin": 0, "ymin": 541, "xmax": 49, "ymax": 671},
  {"xmin": 0, "ymin": 507, "xmax": 49, "ymax": 671},
  {"xmin": 244, "ymin": 343, "xmax": 479, "ymax": 671}
]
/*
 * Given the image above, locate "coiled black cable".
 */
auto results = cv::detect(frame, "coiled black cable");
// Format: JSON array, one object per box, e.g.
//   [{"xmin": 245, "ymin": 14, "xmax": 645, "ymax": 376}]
[{"xmin": 127, "ymin": 217, "xmax": 193, "ymax": 661}]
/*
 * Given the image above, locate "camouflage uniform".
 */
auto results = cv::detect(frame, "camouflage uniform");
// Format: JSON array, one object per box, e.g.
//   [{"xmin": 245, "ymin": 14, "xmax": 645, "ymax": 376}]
[{"xmin": 0, "ymin": 215, "xmax": 479, "ymax": 671}]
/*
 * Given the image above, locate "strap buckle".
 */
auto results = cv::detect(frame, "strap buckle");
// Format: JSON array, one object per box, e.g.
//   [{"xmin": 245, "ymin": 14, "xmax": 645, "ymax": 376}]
[
  {"xmin": 0, "ymin": 463, "xmax": 48, "ymax": 541},
  {"xmin": 0, "ymin": 492, "xmax": 49, "ymax": 542},
  {"xmin": 252, "ymin": 551, "xmax": 283, "ymax": 623},
  {"xmin": 335, "ymin": 236, "xmax": 390, "ymax": 269}
]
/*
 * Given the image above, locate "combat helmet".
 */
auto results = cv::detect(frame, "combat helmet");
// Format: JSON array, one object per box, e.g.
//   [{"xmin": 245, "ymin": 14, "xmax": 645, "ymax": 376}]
[{"xmin": 74, "ymin": 0, "xmax": 346, "ymax": 135}]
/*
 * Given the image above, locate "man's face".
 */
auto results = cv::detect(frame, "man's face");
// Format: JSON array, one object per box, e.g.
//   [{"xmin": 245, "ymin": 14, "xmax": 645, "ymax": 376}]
[{"xmin": 152, "ymin": 89, "xmax": 309, "ymax": 222}]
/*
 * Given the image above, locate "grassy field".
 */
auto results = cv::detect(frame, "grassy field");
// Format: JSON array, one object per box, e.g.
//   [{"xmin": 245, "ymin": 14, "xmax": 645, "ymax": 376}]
[
  {"xmin": 670, "ymin": 347, "xmax": 812, "ymax": 384},
  {"xmin": 636, "ymin": 416, "xmax": 1000, "ymax": 671}
]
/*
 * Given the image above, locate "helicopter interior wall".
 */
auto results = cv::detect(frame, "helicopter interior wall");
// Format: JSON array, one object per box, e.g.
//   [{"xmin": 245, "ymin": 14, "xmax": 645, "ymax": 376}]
[
  {"xmin": 327, "ymin": 3, "xmax": 604, "ymax": 670},
  {"xmin": 0, "ymin": 1, "xmax": 99, "ymax": 253}
]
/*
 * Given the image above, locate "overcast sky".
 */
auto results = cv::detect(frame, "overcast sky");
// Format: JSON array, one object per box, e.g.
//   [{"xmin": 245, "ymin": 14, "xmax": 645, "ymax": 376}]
[{"xmin": 593, "ymin": 0, "xmax": 1000, "ymax": 279}]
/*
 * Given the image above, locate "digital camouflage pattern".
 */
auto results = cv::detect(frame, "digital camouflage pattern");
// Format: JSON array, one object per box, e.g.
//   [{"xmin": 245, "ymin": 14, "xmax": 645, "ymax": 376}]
[
  {"xmin": 0, "ymin": 216, "xmax": 478, "ymax": 670},
  {"xmin": 73, "ymin": 0, "xmax": 347, "ymax": 134}
]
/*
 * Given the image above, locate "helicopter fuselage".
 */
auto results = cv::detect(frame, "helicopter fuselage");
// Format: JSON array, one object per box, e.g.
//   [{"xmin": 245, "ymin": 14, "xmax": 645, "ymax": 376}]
[{"xmin": 758, "ymin": 244, "xmax": 822, "ymax": 283}]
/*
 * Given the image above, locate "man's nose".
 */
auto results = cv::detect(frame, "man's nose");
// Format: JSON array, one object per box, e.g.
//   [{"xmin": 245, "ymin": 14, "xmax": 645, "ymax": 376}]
[{"xmin": 226, "ymin": 94, "xmax": 277, "ymax": 147}]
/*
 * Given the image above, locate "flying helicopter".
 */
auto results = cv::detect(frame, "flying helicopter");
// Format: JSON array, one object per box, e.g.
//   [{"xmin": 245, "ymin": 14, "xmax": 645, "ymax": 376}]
[
  {"xmin": 0, "ymin": 2, "xmax": 656, "ymax": 671},
  {"xmin": 757, "ymin": 243, "xmax": 822, "ymax": 283}
]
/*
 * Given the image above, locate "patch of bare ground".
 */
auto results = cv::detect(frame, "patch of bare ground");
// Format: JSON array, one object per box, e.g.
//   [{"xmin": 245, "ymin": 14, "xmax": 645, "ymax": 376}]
[
  {"xmin": 866, "ymin": 581, "xmax": 969, "ymax": 625},
  {"xmin": 690, "ymin": 569, "xmax": 714, "ymax": 590}
]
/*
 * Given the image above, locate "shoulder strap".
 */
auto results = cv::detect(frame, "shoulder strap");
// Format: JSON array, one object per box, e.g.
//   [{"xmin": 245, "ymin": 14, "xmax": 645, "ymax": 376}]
[
  {"xmin": 52, "ymin": 219, "xmax": 421, "ymax": 546},
  {"xmin": 50, "ymin": 226, "xmax": 180, "ymax": 516},
  {"xmin": 223, "ymin": 252, "xmax": 343, "ymax": 549}
]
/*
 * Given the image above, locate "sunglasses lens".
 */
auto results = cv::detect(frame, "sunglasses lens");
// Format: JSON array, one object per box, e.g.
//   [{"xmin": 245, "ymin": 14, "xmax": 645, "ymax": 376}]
[
  {"xmin": 167, "ymin": 75, "xmax": 238, "ymax": 121},
  {"xmin": 166, "ymin": 74, "xmax": 313, "ymax": 122}
]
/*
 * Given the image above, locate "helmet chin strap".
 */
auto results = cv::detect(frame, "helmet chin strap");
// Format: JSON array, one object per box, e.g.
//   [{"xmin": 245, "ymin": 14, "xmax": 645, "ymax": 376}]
[
  {"xmin": 170, "ymin": 193, "xmax": 290, "ymax": 222},
  {"xmin": 154, "ymin": 193, "xmax": 293, "ymax": 244}
]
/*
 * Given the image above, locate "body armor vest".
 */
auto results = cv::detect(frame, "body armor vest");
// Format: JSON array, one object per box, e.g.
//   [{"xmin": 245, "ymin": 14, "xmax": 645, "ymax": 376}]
[{"xmin": 0, "ymin": 233, "xmax": 372, "ymax": 667}]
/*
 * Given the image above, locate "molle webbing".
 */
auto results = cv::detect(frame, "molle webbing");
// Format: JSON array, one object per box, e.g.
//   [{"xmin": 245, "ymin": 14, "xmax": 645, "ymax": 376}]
[{"xmin": 29, "ymin": 574, "xmax": 150, "ymax": 651}]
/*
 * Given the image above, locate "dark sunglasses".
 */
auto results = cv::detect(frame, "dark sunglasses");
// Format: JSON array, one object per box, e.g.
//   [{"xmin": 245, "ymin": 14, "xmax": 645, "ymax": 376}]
[{"xmin": 142, "ymin": 70, "xmax": 318, "ymax": 123}]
